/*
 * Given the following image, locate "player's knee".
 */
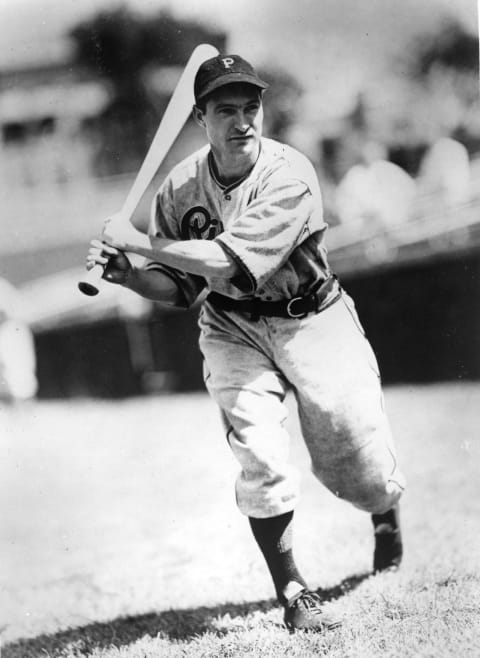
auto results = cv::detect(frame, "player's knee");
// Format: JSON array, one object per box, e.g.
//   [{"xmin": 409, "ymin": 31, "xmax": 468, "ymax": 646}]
[
  {"xmin": 235, "ymin": 468, "xmax": 300, "ymax": 518},
  {"xmin": 355, "ymin": 480, "xmax": 404, "ymax": 513},
  {"xmin": 351, "ymin": 470, "xmax": 406, "ymax": 514},
  {"xmin": 314, "ymin": 465, "xmax": 405, "ymax": 514}
]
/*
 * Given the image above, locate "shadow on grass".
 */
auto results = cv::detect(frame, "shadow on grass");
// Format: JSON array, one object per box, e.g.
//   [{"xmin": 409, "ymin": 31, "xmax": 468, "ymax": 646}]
[{"xmin": 4, "ymin": 572, "xmax": 370, "ymax": 657}]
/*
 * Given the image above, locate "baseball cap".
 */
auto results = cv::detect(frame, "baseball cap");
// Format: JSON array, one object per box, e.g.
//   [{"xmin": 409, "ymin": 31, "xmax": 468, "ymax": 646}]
[{"xmin": 194, "ymin": 54, "xmax": 268, "ymax": 104}]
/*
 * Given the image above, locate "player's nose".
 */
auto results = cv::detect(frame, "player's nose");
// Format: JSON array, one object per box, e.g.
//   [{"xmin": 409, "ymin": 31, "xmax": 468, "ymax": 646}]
[{"xmin": 233, "ymin": 111, "xmax": 250, "ymax": 131}]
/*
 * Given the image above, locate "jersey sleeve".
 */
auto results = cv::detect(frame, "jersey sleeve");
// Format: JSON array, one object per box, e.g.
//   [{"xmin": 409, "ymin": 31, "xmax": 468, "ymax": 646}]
[
  {"xmin": 143, "ymin": 177, "xmax": 206, "ymax": 308},
  {"xmin": 215, "ymin": 176, "xmax": 321, "ymax": 294}
]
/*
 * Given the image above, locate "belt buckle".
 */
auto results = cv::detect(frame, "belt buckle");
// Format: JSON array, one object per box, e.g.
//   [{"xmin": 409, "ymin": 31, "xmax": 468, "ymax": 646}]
[{"xmin": 286, "ymin": 296, "xmax": 308, "ymax": 319}]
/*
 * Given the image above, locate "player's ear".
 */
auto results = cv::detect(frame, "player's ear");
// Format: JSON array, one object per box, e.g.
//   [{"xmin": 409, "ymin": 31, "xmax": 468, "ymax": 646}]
[{"xmin": 193, "ymin": 105, "xmax": 206, "ymax": 128}]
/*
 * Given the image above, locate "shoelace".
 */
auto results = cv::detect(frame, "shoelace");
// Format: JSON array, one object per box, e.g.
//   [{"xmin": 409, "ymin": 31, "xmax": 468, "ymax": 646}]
[{"xmin": 293, "ymin": 591, "xmax": 324, "ymax": 613}]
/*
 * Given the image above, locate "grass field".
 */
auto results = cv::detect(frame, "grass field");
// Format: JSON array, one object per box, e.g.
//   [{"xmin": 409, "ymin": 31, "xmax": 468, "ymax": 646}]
[{"xmin": 1, "ymin": 383, "xmax": 479, "ymax": 657}]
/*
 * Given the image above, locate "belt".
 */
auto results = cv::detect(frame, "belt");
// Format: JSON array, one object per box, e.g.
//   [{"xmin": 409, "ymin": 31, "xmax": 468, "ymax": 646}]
[{"xmin": 206, "ymin": 275, "xmax": 341, "ymax": 320}]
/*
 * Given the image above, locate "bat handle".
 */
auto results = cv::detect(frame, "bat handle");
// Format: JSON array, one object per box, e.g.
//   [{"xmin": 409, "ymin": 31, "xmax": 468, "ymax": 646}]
[{"xmin": 78, "ymin": 263, "xmax": 107, "ymax": 296}]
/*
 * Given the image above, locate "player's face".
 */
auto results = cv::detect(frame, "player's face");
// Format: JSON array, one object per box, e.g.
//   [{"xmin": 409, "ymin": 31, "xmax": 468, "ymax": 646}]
[{"xmin": 194, "ymin": 84, "xmax": 263, "ymax": 170}]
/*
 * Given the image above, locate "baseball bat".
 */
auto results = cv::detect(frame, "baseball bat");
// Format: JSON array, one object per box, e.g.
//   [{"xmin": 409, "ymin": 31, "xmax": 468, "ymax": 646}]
[{"xmin": 78, "ymin": 43, "xmax": 219, "ymax": 296}]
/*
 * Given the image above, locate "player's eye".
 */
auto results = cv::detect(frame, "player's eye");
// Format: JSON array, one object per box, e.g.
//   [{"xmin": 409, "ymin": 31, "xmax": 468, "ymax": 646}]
[{"xmin": 217, "ymin": 106, "xmax": 235, "ymax": 115}]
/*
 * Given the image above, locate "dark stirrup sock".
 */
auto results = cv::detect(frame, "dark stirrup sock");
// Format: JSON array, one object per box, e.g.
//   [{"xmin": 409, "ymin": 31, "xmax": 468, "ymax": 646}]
[
  {"xmin": 371, "ymin": 504, "xmax": 403, "ymax": 572},
  {"xmin": 249, "ymin": 511, "xmax": 308, "ymax": 605},
  {"xmin": 371, "ymin": 504, "xmax": 400, "ymax": 532}
]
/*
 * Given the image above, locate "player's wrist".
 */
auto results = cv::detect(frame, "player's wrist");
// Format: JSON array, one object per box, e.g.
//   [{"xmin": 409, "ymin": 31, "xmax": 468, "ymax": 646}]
[
  {"xmin": 103, "ymin": 262, "xmax": 133, "ymax": 286},
  {"xmin": 118, "ymin": 265, "xmax": 135, "ymax": 287}
]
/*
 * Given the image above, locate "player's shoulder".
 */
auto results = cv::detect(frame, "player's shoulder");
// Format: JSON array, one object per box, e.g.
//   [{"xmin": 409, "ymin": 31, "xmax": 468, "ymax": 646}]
[
  {"xmin": 259, "ymin": 138, "xmax": 319, "ymax": 187},
  {"xmin": 162, "ymin": 144, "xmax": 210, "ymax": 191}
]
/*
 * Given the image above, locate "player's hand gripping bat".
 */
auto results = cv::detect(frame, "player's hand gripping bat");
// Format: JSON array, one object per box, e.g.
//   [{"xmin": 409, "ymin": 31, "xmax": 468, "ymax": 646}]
[{"xmin": 78, "ymin": 43, "xmax": 219, "ymax": 296}]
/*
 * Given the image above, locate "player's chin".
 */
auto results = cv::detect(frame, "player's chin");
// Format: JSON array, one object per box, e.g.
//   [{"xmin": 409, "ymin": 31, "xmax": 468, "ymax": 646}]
[{"xmin": 229, "ymin": 137, "xmax": 257, "ymax": 154}]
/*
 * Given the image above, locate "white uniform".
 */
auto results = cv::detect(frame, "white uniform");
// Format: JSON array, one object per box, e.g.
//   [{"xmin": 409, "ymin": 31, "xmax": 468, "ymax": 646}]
[{"xmin": 146, "ymin": 137, "xmax": 405, "ymax": 518}]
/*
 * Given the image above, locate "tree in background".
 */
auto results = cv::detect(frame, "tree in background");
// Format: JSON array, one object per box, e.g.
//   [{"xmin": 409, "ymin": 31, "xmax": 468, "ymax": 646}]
[
  {"xmin": 387, "ymin": 16, "xmax": 479, "ymax": 171},
  {"xmin": 411, "ymin": 18, "xmax": 478, "ymax": 78},
  {"xmin": 408, "ymin": 17, "xmax": 479, "ymax": 154},
  {"xmin": 70, "ymin": 8, "xmax": 302, "ymax": 175},
  {"xmin": 70, "ymin": 7, "xmax": 225, "ymax": 175}
]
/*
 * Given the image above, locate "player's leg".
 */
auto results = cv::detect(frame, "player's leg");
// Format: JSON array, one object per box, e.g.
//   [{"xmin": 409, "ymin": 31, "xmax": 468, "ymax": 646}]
[
  {"xmin": 200, "ymin": 330, "xmax": 297, "ymax": 518},
  {"xmin": 199, "ymin": 307, "xmax": 340, "ymax": 630},
  {"xmin": 200, "ymin": 314, "xmax": 307, "ymax": 594},
  {"xmin": 199, "ymin": 303, "xmax": 303, "ymax": 517},
  {"xmin": 249, "ymin": 511, "xmax": 342, "ymax": 631},
  {"xmin": 272, "ymin": 293, "xmax": 405, "ymax": 567},
  {"xmin": 249, "ymin": 511, "xmax": 307, "ymax": 603}
]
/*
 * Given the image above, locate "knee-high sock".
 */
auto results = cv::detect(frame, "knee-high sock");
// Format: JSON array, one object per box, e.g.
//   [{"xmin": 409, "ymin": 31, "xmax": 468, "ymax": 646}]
[
  {"xmin": 249, "ymin": 511, "xmax": 308, "ymax": 605},
  {"xmin": 371, "ymin": 504, "xmax": 403, "ymax": 571},
  {"xmin": 371, "ymin": 504, "xmax": 400, "ymax": 532}
]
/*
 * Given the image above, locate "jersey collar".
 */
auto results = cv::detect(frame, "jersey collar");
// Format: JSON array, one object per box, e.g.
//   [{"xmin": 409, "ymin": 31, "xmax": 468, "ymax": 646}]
[{"xmin": 208, "ymin": 142, "xmax": 263, "ymax": 194}]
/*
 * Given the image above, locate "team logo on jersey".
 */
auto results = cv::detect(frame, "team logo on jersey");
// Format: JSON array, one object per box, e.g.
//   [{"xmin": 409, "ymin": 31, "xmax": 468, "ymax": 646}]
[{"xmin": 181, "ymin": 206, "xmax": 223, "ymax": 240}]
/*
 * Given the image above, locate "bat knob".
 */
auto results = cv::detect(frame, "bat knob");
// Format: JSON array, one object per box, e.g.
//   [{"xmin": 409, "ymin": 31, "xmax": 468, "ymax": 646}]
[
  {"xmin": 78, "ymin": 264, "xmax": 104, "ymax": 296},
  {"xmin": 78, "ymin": 281, "xmax": 100, "ymax": 296}
]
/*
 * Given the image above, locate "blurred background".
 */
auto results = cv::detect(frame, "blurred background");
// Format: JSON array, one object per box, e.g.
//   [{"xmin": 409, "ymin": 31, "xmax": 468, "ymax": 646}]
[{"xmin": 0, "ymin": 0, "xmax": 479, "ymax": 401}]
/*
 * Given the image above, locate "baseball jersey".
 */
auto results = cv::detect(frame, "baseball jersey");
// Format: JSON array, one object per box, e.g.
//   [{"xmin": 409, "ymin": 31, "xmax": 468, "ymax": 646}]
[{"xmin": 145, "ymin": 137, "xmax": 334, "ymax": 306}]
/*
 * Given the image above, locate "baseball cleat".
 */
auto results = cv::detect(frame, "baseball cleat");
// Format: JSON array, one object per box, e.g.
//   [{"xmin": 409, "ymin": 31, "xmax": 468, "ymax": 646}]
[{"xmin": 283, "ymin": 589, "xmax": 343, "ymax": 632}]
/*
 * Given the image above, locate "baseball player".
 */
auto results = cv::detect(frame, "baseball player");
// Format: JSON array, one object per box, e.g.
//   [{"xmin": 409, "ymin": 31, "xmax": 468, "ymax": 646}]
[{"xmin": 87, "ymin": 54, "xmax": 405, "ymax": 632}]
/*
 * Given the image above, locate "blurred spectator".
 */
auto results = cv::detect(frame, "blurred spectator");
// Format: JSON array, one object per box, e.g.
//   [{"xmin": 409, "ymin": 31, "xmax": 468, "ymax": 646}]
[
  {"xmin": 0, "ymin": 278, "xmax": 38, "ymax": 404},
  {"xmin": 417, "ymin": 137, "xmax": 471, "ymax": 208},
  {"xmin": 333, "ymin": 141, "xmax": 416, "ymax": 233}
]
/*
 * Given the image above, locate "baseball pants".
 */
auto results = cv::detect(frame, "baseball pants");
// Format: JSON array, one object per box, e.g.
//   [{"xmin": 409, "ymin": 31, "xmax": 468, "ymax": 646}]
[{"xmin": 198, "ymin": 292, "xmax": 405, "ymax": 519}]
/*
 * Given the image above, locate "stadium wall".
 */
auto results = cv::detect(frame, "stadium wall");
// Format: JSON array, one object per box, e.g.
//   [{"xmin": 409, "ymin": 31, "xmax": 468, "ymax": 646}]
[{"xmin": 343, "ymin": 250, "xmax": 480, "ymax": 383}]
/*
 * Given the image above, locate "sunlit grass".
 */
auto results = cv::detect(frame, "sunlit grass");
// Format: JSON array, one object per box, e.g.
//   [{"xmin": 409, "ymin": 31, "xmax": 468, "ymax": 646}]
[{"xmin": 1, "ymin": 383, "xmax": 479, "ymax": 657}]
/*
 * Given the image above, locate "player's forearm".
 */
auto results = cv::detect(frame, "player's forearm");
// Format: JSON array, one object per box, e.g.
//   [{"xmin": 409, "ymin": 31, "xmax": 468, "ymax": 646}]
[
  {"xmin": 102, "ymin": 219, "xmax": 239, "ymax": 278},
  {"xmin": 130, "ymin": 236, "xmax": 238, "ymax": 279},
  {"xmin": 123, "ymin": 266, "xmax": 183, "ymax": 306}
]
